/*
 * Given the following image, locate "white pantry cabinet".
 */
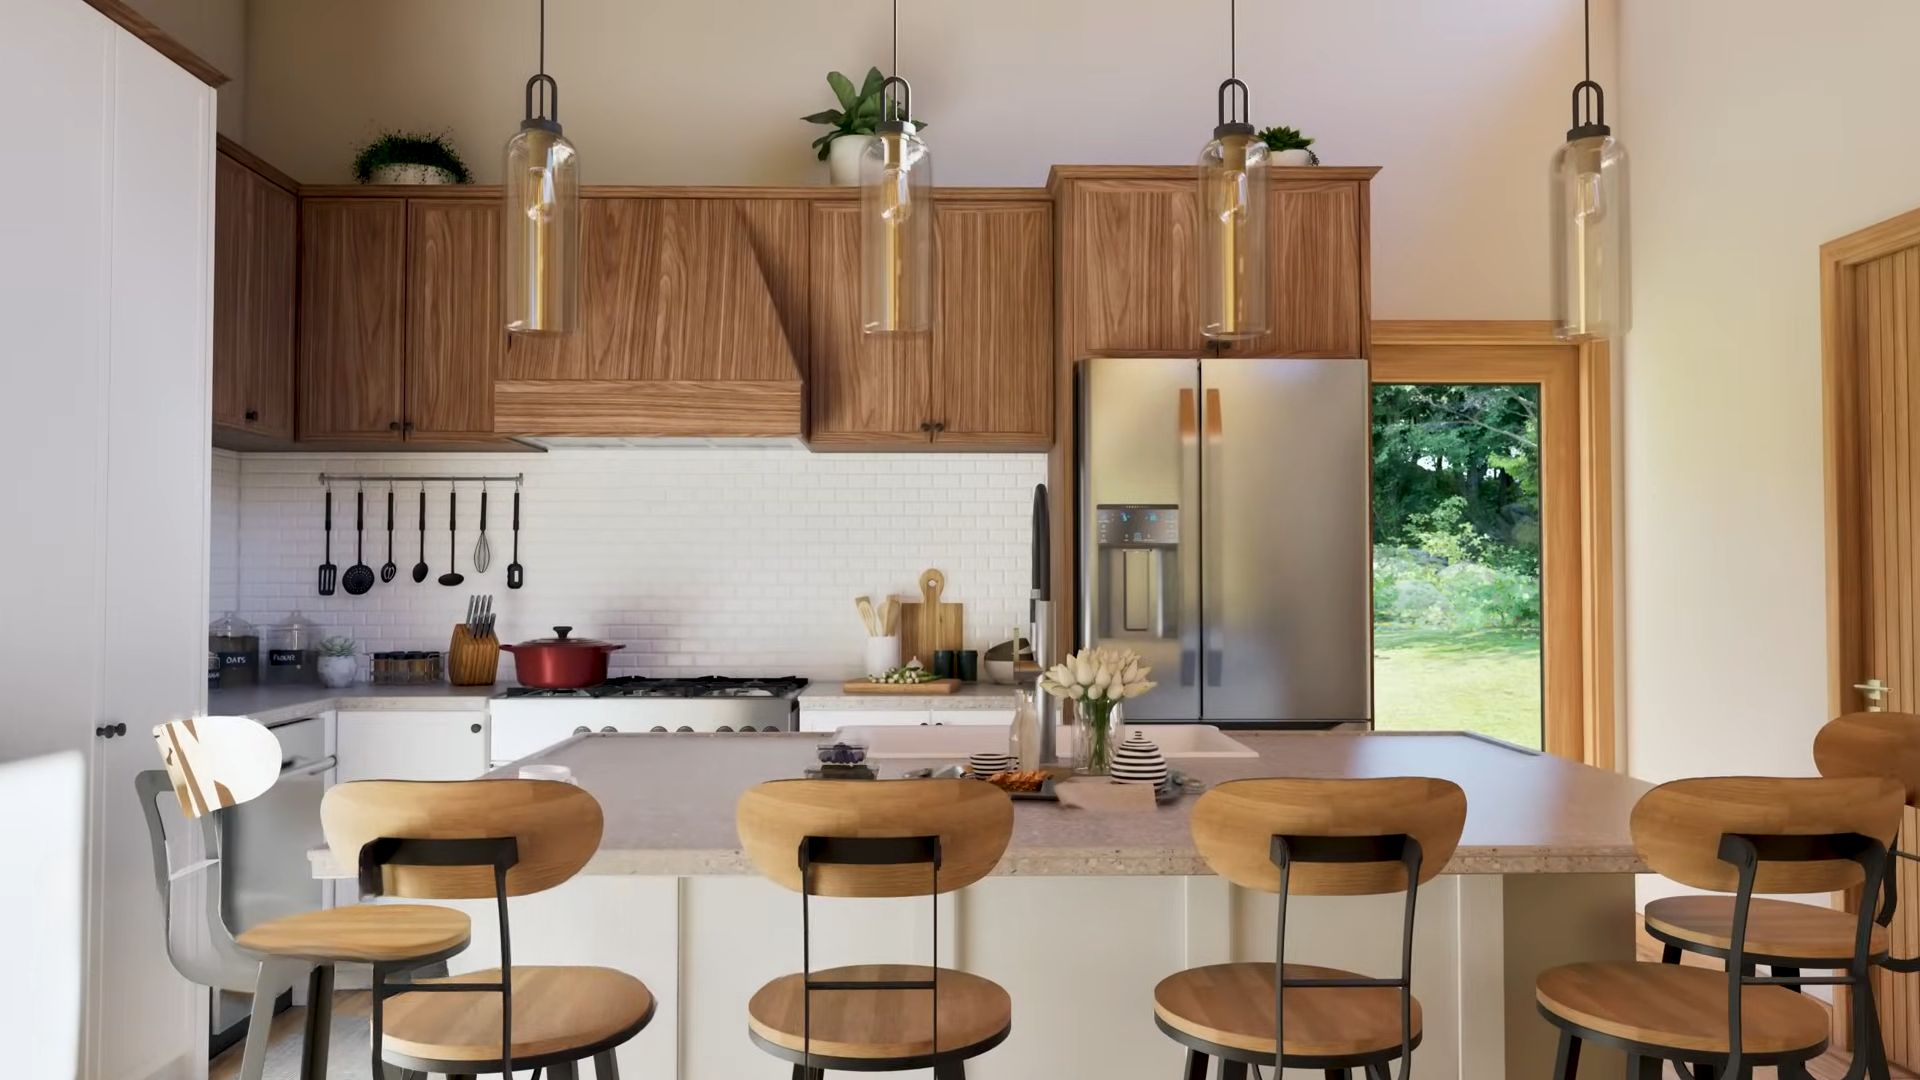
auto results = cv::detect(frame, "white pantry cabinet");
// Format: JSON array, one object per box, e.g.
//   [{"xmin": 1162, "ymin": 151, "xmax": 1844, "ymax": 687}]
[
  {"xmin": 0, "ymin": 3, "xmax": 217, "ymax": 1079},
  {"xmin": 334, "ymin": 710, "xmax": 491, "ymax": 783}
]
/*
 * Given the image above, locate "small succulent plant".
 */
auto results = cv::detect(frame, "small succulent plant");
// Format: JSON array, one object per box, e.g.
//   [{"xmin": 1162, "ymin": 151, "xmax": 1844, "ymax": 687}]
[
  {"xmin": 320, "ymin": 636, "xmax": 357, "ymax": 658},
  {"xmin": 1257, "ymin": 125, "xmax": 1315, "ymax": 153}
]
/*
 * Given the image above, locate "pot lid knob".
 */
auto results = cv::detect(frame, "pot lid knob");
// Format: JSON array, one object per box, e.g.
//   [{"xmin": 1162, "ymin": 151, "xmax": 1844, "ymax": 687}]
[{"xmin": 553, "ymin": 626, "xmax": 573, "ymax": 640}]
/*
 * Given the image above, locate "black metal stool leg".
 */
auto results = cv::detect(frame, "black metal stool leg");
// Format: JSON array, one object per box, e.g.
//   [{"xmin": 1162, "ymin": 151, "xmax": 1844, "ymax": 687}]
[
  {"xmin": 790, "ymin": 1066, "xmax": 824, "ymax": 1080},
  {"xmin": 1323, "ymin": 1070, "xmax": 1352, "ymax": 1079},
  {"xmin": 1661, "ymin": 943, "xmax": 1681, "ymax": 964},
  {"xmin": 297, "ymin": 963, "xmax": 333, "ymax": 1080},
  {"xmin": 932, "ymin": 1061, "xmax": 967, "ymax": 1080},
  {"xmin": 1774, "ymin": 964, "xmax": 1802, "ymax": 991},
  {"xmin": 1184, "ymin": 1048, "xmax": 1209, "ymax": 1080},
  {"xmin": 1219, "ymin": 1062, "xmax": 1249, "ymax": 1080},
  {"xmin": 1696, "ymin": 1065, "xmax": 1720, "ymax": 1080},
  {"xmin": 1625, "ymin": 1054, "xmax": 1663, "ymax": 1079},
  {"xmin": 1551, "ymin": 1031, "xmax": 1581, "ymax": 1079},
  {"xmin": 591, "ymin": 1047, "xmax": 622, "ymax": 1078}
]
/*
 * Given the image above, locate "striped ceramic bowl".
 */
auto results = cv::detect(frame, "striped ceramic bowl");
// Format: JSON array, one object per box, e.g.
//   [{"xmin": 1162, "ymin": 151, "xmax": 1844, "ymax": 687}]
[
  {"xmin": 969, "ymin": 751, "xmax": 1016, "ymax": 777},
  {"xmin": 1109, "ymin": 731, "xmax": 1169, "ymax": 786}
]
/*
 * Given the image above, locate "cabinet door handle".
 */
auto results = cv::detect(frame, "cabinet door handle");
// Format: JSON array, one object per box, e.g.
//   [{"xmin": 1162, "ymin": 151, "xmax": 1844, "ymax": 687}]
[
  {"xmin": 403, "ymin": 421, "xmax": 415, "ymax": 434},
  {"xmin": 244, "ymin": 409, "xmax": 259, "ymax": 422},
  {"xmin": 470, "ymin": 723, "xmax": 483, "ymax": 734},
  {"xmin": 931, "ymin": 420, "xmax": 947, "ymax": 434},
  {"xmin": 95, "ymin": 722, "xmax": 127, "ymax": 739},
  {"xmin": 388, "ymin": 421, "xmax": 402, "ymax": 432}
]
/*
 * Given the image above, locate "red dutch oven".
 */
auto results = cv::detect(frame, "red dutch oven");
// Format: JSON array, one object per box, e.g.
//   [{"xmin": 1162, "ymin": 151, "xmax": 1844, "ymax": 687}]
[{"xmin": 501, "ymin": 626, "xmax": 624, "ymax": 689}]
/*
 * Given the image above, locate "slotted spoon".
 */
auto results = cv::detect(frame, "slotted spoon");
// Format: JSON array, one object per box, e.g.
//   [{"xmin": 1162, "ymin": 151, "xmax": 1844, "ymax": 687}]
[{"xmin": 341, "ymin": 489, "xmax": 376, "ymax": 595}]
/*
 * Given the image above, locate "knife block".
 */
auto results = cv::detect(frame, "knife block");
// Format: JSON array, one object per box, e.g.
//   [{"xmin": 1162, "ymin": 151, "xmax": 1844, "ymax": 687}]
[{"xmin": 447, "ymin": 624, "xmax": 500, "ymax": 686}]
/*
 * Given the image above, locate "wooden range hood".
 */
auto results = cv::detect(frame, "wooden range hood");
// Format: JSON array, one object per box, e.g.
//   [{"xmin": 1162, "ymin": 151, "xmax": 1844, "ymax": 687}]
[{"xmin": 495, "ymin": 194, "xmax": 804, "ymax": 442}]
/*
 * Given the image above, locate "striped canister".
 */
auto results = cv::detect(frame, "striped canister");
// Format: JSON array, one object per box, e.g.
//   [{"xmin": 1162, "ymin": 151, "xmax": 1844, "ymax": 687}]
[{"xmin": 1108, "ymin": 731, "xmax": 1169, "ymax": 786}]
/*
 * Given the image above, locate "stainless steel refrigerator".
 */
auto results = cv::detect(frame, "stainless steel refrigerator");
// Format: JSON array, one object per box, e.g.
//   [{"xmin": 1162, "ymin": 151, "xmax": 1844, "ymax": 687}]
[{"xmin": 1076, "ymin": 356, "xmax": 1371, "ymax": 726}]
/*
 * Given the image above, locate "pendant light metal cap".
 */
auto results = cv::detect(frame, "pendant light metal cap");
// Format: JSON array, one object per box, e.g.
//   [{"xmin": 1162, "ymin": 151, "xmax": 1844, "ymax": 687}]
[
  {"xmin": 1566, "ymin": 78, "xmax": 1610, "ymax": 142},
  {"xmin": 1212, "ymin": 121, "xmax": 1255, "ymax": 139}
]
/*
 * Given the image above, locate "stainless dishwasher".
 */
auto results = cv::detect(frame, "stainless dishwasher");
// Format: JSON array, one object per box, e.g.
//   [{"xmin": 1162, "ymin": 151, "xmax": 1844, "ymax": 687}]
[{"xmin": 210, "ymin": 715, "xmax": 334, "ymax": 1051}]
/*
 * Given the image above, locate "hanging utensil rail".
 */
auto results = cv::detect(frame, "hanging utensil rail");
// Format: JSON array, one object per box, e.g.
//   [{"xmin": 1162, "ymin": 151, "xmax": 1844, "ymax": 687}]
[{"xmin": 317, "ymin": 473, "xmax": 524, "ymax": 486}]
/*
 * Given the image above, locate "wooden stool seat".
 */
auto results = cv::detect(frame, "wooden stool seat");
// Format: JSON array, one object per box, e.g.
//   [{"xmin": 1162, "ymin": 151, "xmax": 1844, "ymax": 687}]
[
  {"xmin": 1644, "ymin": 894, "xmax": 1889, "ymax": 961},
  {"xmin": 747, "ymin": 964, "xmax": 1012, "ymax": 1061},
  {"xmin": 1536, "ymin": 962, "xmax": 1829, "ymax": 1056},
  {"xmin": 383, "ymin": 966, "xmax": 654, "ymax": 1066},
  {"xmin": 233, "ymin": 903, "xmax": 470, "ymax": 964},
  {"xmin": 1154, "ymin": 962, "xmax": 1422, "ymax": 1059}
]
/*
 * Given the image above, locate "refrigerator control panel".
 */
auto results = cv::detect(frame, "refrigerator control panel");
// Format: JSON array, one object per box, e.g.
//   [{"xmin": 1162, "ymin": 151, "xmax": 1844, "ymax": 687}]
[{"xmin": 1096, "ymin": 505, "xmax": 1181, "ymax": 547}]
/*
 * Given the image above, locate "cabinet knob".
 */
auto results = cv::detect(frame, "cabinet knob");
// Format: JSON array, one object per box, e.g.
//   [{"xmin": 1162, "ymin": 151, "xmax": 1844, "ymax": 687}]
[
  {"xmin": 403, "ymin": 421, "xmax": 415, "ymax": 434},
  {"xmin": 931, "ymin": 420, "xmax": 947, "ymax": 434},
  {"xmin": 388, "ymin": 421, "xmax": 402, "ymax": 432},
  {"xmin": 918, "ymin": 420, "xmax": 932, "ymax": 433},
  {"xmin": 470, "ymin": 723, "xmax": 482, "ymax": 734},
  {"xmin": 95, "ymin": 722, "xmax": 127, "ymax": 740},
  {"xmin": 244, "ymin": 409, "xmax": 259, "ymax": 422}
]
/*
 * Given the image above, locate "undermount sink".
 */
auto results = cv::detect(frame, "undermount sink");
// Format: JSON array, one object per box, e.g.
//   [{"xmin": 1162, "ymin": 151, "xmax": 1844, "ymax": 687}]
[{"xmin": 837, "ymin": 723, "xmax": 1259, "ymax": 761}]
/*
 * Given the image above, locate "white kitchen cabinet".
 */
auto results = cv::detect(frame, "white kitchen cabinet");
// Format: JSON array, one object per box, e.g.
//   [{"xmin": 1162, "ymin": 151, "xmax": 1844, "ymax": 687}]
[
  {"xmin": 799, "ymin": 706, "xmax": 1017, "ymax": 732},
  {"xmin": 335, "ymin": 710, "xmax": 491, "ymax": 782},
  {"xmin": 1, "ymin": 5, "xmax": 217, "ymax": 1078}
]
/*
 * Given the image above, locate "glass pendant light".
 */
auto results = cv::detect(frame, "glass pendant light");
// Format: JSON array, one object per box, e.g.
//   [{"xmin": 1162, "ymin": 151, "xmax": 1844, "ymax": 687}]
[
  {"xmin": 1198, "ymin": 0, "xmax": 1269, "ymax": 341},
  {"xmin": 860, "ymin": 1, "xmax": 933, "ymax": 334},
  {"xmin": 1551, "ymin": 0, "xmax": 1627, "ymax": 341},
  {"xmin": 504, "ymin": 0, "xmax": 579, "ymax": 335}
]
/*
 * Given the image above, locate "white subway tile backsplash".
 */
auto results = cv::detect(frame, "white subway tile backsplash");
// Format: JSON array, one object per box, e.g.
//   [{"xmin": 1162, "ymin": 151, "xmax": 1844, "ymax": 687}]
[{"xmin": 211, "ymin": 447, "xmax": 1046, "ymax": 681}]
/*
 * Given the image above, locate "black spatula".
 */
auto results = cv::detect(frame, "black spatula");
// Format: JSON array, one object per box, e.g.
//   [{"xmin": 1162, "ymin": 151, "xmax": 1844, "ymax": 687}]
[
  {"xmin": 506, "ymin": 488, "xmax": 524, "ymax": 589},
  {"xmin": 317, "ymin": 488, "xmax": 337, "ymax": 596}
]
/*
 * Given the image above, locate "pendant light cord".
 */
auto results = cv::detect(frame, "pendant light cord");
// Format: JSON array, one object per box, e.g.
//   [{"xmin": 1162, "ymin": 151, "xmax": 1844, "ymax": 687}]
[
  {"xmin": 1229, "ymin": 0, "xmax": 1236, "ymax": 80},
  {"xmin": 1582, "ymin": 0, "xmax": 1590, "ymax": 82},
  {"xmin": 891, "ymin": 0, "xmax": 898, "ymax": 77},
  {"xmin": 538, "ymin": 0, "xmax": 546, "ymax": 77}
]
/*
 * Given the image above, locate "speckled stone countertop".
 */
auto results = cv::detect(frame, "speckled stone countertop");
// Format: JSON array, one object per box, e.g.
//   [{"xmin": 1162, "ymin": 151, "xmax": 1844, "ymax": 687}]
[
  {"xmin": 209, "ymin": 683, "xmax": 496, "ymax": 726},
  {"xmin": 798, "ymin": 682, "xmax": 1026, "ymax": 710},
  {"xmin": 393, "ymin": 731, "xmax": 1645, "ymax": 878}
]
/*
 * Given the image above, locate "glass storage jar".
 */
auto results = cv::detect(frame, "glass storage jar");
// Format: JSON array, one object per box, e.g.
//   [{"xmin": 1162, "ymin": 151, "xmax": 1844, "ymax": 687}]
[
  {"xmin": 208, "ymin": 612, "xmax": 259, "ymax": 687},
  {"xmin": 264, "ymin": 611, "xmax": 321, "ymax": 686}
]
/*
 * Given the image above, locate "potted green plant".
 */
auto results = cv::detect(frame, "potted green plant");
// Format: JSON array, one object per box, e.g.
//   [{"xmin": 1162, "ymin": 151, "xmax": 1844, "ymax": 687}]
[
  {"xmin": 802, "ymin": 67, "xmax": 929, "ymax": 185},
  {"xmin": 1257, "ymin": 124, "xmax": 1319, "ymax": 166},
  {"xmin": 350, "ymin": 130, "xmax": 473, "ymax": 185},
  {"xmin": 317, "ymin": 636, "xmax": 358, "ymax": 688}
]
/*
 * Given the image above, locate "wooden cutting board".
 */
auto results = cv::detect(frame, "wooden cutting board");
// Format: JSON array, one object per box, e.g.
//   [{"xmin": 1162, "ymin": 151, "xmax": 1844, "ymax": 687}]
[
  {"xmin": 898, "ymin": 568, "xmax": 964, "ymax": 666},
  {"xmin": 839, "ymin": 678, "xmax": 961, "ymax": 695}
]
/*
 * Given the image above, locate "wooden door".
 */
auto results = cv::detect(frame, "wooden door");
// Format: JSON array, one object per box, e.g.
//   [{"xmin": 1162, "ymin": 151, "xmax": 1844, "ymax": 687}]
[
  {"xmin": 1064, "ymin": 180, "xmax": 1205, "ymax": 356},
  {"xmin": 930, "ymin": 201, "xmax": 1053, "ymax": 449},
  {"xmin": 808, "ymin": 201, "xmax": 932, "ymax": 446},
  {"xmin": 211, "ymin": 154, "xmax": 296, "ymax": 440},
  {"xmin": 407, "ymin": 199, "xmax": 503, "ymax": 442},
  {"xmin": 299, "ymin": 197, "xmax": 407, "ymax": 441},
  {"xmin": 211, "ymin": 152, "xmax": 250, "ymax": 429},
  {"xmin": 1824, "ymin": 207, "xmax": 1920, "ymax": 1066},
  {"xmin": 1249, "ymin": 180, "xmax": 1369, "ymax": 358}
]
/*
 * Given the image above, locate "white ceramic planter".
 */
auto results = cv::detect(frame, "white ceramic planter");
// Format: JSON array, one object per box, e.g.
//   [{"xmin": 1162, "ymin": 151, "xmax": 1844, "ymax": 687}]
[
  {"xmin": 318, "ymin": 655, "xmax": 357, "ymax": 688},
  {"xmin": 370, "ymin": 162, "xmax": 456, "ymax": 185},
  {"xmin": 1272, "ymin": 147, "xmax": 1318, "ymax": 166},
  {"xmin": 827, "ymin": 134, "xmax": 877, "ymax": 186}
]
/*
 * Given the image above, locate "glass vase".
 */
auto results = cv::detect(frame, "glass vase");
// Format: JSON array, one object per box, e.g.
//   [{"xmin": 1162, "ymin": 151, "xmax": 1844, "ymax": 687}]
[{"xmin": 1074, "ymin": 698, "xmax": 1124, "ymax": 776}]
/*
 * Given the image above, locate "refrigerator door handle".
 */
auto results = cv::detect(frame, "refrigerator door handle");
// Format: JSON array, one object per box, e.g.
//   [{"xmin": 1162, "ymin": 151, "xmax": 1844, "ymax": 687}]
[
  {"xmin": 1202, "ymin": 387, "xmax": 1225, "ymax": 687},
  {"xmin": 1178, "ymin": 387, "xmax": 1201, "ymax": 688}
]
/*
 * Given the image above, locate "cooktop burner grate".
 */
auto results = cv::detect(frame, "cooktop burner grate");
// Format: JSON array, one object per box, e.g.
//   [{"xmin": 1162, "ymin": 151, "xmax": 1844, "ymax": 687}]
[{"xmin": 501, "ymin": 675, "xmax": 809, "ymax": 700}]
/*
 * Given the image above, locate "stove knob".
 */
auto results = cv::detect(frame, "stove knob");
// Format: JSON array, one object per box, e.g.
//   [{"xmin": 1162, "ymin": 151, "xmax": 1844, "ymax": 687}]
[
  {"xmin": 716, "ymin": 725, "xmax": 735, "ymax": 733},
  {"xmin": 600, "ymin": 726, "xmax": 618, "ymax": 734},
  {"xmin": 572, "ymin": 726, "xmax": 591, "ymax": 736},
  {"xmin": 676, "ymin": 726, "xmax": 694, "ymax": 734},
  {"xmin": 649, "ymin": 726, "xmax": 668, "ymax": 733}
]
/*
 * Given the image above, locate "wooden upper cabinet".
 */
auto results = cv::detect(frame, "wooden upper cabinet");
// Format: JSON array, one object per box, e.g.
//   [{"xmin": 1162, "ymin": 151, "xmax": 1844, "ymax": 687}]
[
  {"xmin": 299, "ymin": 198, "xmax": 407, "ymax": 441},
  {"xmin": 212, "ymin": 148, "xmax": 297, "ymax": 445},
  {"xmin": 808, "ymin": 202, "xmax": 932, "ymax": 444},
  {"xmin": 931, "ymin": 200, "xmax": 1053, "ymax": 448},
  {"xmin": 808, "ymin": 195, "xmax": 1054, "ymax": 450},
  {"xmin": 406, "ymin": 200, "xmax": 505, "ymax": 442},
  {"xmin": 1052, "ymin": 167, "xmax": 1375, "ymax": 362}
]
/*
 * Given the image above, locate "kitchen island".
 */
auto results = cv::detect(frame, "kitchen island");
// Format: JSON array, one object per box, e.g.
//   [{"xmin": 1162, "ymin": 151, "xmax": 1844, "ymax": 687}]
[{"xmin": 315, "ymin": 731, "xmax": 1649, "ymax": 1079}]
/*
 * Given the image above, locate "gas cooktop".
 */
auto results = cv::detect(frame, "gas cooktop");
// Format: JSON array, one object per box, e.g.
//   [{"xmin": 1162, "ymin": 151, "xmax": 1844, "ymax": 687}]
[{"xmin": 501, "ymin": 675, "xmax": 809, "ymax": 700}]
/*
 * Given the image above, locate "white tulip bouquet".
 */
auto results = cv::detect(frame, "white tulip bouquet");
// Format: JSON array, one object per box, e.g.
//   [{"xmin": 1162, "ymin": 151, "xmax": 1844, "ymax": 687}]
[{"xmin": 1038, "ymin": 647, "xmax": 1156, "ymax": 774}]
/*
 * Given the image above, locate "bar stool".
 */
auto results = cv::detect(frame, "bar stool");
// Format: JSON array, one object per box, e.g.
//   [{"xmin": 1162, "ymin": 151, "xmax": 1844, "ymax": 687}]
[
  {"xmin": 322, "ymin": 777, "xmax": 656, "ymax": 1079},
  {"xmin": 141, "ymin": 716, "xmax": 471, "ymax": 1080},
  {"xmin": 1641, "ymin": 713, "xmax": 1920, "ymax": 1073},
  {"xmin": 735, "ymin": 778, "xmax": 1015, "ymax": 1078},
  {"xmin": 1537, "ymin": 775, "xmax": 1903, "ymax": 1078},
  {"xmin": 1152, "ymin": 776, "xmax": 1468, "ymax": 1080}
]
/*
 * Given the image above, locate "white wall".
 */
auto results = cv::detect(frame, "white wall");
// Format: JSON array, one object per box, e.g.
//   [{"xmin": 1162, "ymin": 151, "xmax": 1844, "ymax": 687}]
[
  {"xmin": 1620, "ymin": 0, "xmax": 1920, "ymax": 782},
  {"xmin": 245, "ymin": 0, "xmax": 1614, "ymax": 320},
  {"xmin": 213, "ymin": 449, "xmax": 1044, "ymax": 683},
  {"xmin": 122, "ymin": 0, "xmax": 245, "ymax": 136}
]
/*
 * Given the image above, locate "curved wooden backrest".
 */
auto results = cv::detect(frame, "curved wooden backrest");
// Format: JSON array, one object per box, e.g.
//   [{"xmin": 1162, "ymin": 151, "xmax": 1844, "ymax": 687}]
[
  {"xmin": 1630, "ymin": 776, "xmax": 1904, "ymax": 893},
  {"xmin": 321, "ymin": 779, "xmax": 602, "ymax": 899},
  {"xmin": 153, "ymin": 715, "xmax": 281, "ymax": 819},
  {"xmin": 737, "ymin": 779, "xmax": 1013, "ymax": 898},
  {"xmin": 1189, "ymin": 777, "xmax": 1467, "ymax": 896},
  {"xmin": 1814, "ymin": 712, "xmax": 1920, "ymax": 806}
]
